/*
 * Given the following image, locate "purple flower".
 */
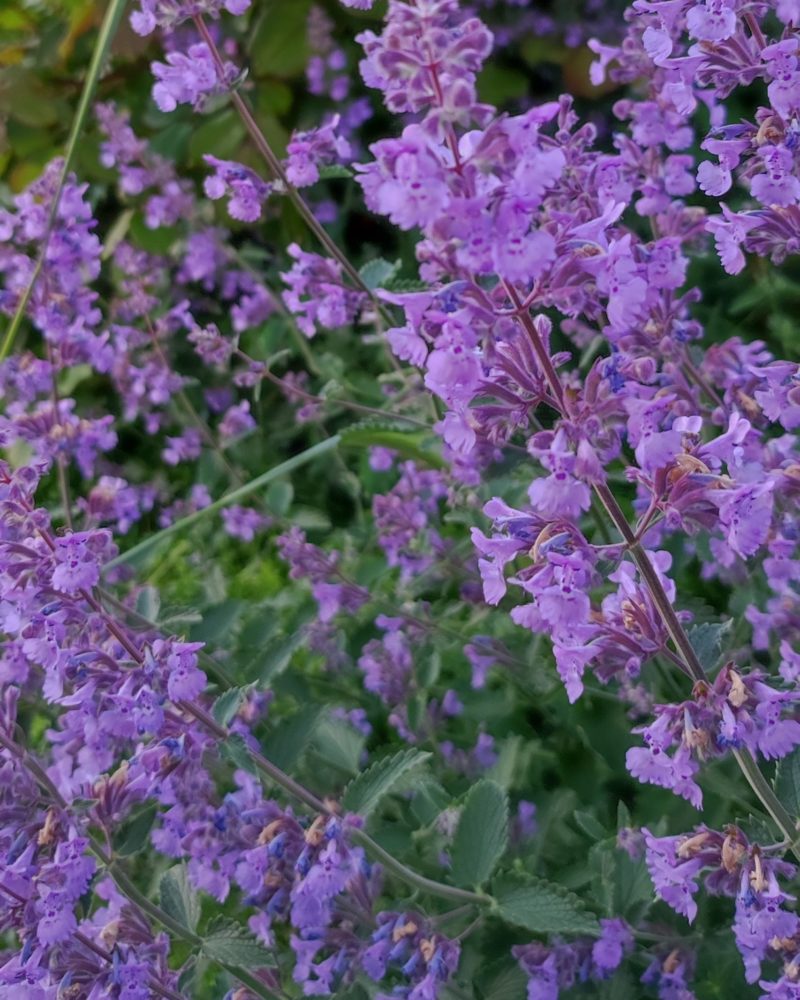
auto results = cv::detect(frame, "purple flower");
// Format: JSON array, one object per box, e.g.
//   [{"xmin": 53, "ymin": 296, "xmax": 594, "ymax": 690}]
[
  {"xmin": 706, "ymin": 205, "xmax": 760, "ymax": 275},
  {"xmin": 357, "ymin": 126, "xmax": 451, "ymax": 231},
  {"xmin": 686, "ymin": 0, "xmax": 737, "ymax": 41},
  {"xmin": 203, "ymin": 155, "xmax": 272, "ymax": 222},
  {"xmin": 151, "ymin": 44, "xmax": 231, "ymax": 113},
  {"xmin": 221, "ymin": 505, "xmax": 270, "ymax": 542},
  {"xmin": 285, "ymin": 116, "xmax": 351, "ymax": 187},
  {"xmin": 51, "ymin": 530, "xmax": 114, "ymax": 594},
  {"xmin": 164, "ymin": 641, "xmax": 206, "ymax": 702}
]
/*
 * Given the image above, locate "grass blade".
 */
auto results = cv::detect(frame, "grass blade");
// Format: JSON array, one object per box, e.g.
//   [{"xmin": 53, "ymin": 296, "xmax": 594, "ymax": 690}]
[
  {"xmin": 105, "ymin": 435, "xmax": 341, "ymax": 569},
  {"xmin": 0, "ymin": 0, "xmax": 128, "ymax": 362}
]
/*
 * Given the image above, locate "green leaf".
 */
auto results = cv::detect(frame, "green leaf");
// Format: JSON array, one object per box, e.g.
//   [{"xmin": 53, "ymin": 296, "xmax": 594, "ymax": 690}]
[
  {"xmin": 687, "ymin": 620, "xmax": 733, "ymax": 672},
  {"xmin": 359, "ymin": 257, "xmax": 401, "ymax": 291},
  {"xmin": 596, "ymin": 968, "xmax": 640, "ymax": 1000},
  {"xmin": 313, "ymin": 718, "xmax": 365, "ymax": 776},
  {"xmin": 259, "ymin": 628, "xmax": 309, "ymax": 682},
  {"xmin": 159, "ymin": 864, "xmax": 200, "ymax": 934},
  {"xmin": 188, "ymin": 108, "xmax": 246, "ymax": 165},
  {"xmin": 487, "ymin": 736, "xmax": 521, "ymax": 789},
  {"xmin": 266, "ymin": 480, "xmax": 293, "ymax": 516},
  {"xmin": 133, "ymin": 585, "xmax": 160, "ymax": 623},
  {"xmin": 775, "ymin": 746, "xmax": 800, "ymax": 817},
  {"xmin": 476, "ymin": 960, "xmax": 528, "ymax": 1000},
  {"xmin": 221, "ymin": 732, "xmax": 257, "ymax": 775},
  {"xmin": 494, "ymin": 874, "xmax": 600, "ymax": 935},
  {"xmin": 409, "ymin": 778, "xmax": 451, "ymax": 826},
  {"xmin": 574, "ymin": 810, "xmax": 606, "ymax": 840},
  {"xmin": 212, "ymin": 685, "xmax": 253, "ymax": 727},
  {"xmin": 343, "ymin": 748, "xmax": 431, "ymax": 818},
  {"xmin": 382, "ymin": 276, "xmax": 429, "ymax": 293},
  {"xmin": 340, "ymin": 422, "xmax": 444, "ymax": 470},
  {"xmin": 190, "ymin": 599, "xmax": 244, "ymax": 643},
  {"xmin": 261, "ymin": 704, "xmax": 326, "ymax": 771},
  {"xmin": 318, "ymin": 163, "xmax": 354, "ymax": 180},
  {"xmin": 249, "ymin": 0, "xmax": 312, "ymax": 77},
  {"xmin": 202, "ymin": 922, "xmax": 274, "ymax": 968},
  {"xmin": 451, "ymin": 780, "xmax": 509, "ymax": 888},
  {"xmin": 116, "ymin": 803, "xmax": 157, "ymax": 857}
]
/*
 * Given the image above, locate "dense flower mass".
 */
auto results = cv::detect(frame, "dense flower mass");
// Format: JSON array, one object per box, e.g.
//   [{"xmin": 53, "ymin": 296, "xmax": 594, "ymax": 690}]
[{"xmin": 4, "ymin": 0, "xmax": 800, "ymax": 996}]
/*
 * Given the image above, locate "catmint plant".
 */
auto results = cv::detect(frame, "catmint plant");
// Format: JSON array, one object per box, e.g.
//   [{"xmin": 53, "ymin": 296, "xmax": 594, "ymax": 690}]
[{"xmin": 2, "ymin": 0, "xmax": 800, "ymax": 997}]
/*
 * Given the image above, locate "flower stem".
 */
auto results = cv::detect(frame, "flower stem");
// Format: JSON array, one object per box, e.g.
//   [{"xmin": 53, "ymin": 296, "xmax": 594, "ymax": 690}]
[
  {"xmin": 181, "ymin": 702, "xmax": 491, "ymax": 906},
  {"xmin": 193, "ymin": 15, "xmax": 376, "ymax": 305},
  {"xmin": 507, "ymin": 286, "xmax": 800, "ymax": 856}
]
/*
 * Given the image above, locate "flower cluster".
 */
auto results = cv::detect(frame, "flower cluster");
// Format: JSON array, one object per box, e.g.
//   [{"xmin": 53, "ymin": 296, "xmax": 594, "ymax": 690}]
[{"xmin": 7, "ymin": 0, "xmax": 800, "ymax": 996}]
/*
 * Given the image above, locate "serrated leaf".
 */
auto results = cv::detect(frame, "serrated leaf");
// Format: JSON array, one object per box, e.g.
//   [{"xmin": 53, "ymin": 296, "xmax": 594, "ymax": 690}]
[
  {"xmin": 159, "ymin": 864, "xmax": 200, "ymax": 934},
  {"xmin": 318, "ymin": 163, "xmax": 353, "ymax": 180},
  {"xmin": 212, "ymin": 685, "xmax": 253, "ymax": 727},
  {"xmin": 340, "ymin": 421, "xmax": 445, "ymax": 470},
  {"xmin": 261, "ymin": 704, "xmax": 326, "ymax": 771},
  {"xmin": 343, "ymin": 748, "xmax": 431, "ymax": 818},
  {"xmin": 313, "ymin": 718, "xmax": 365, "ymax": 776},
  {"xmin": 687, "ymin": 620, "xmax": 732, "ymax": 672},
  {"xmin": 359, "ymin": 257, "xmax": 401, "ymax": 290},
  {"xmin": 202, "ymin": 923, "xmax": 274, "ymax": 968},
  {"xmin": 775, "ymin": 747, "xmax": 800, "ymax": 817},
  {"xmin": 451, "ymin": 780, "xmax": 509, "ymax": 888},
  {"xmin": 221, "ymin": 732, "xmax": 257, "ymax": 775},
  {"xmin": 476, "ymin": 960, "xmax": 528, "ymax": 1000},
  {"xmin": 382, "ymin": 276, "xmax": 429, "ymax": 293},
  {"xmin": 494, "ymin": 875, "xmax": 600, "ymax": 935}
]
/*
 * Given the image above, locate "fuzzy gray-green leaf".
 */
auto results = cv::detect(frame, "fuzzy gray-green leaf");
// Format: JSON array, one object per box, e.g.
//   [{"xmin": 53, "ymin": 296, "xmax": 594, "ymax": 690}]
[
  {"xmin": 451, "ymin": 780, "xmax": 509, "ymax": 888},
  {"xmin": 495, "ymin": 875, "xmax": 600, "ymax": 935},
  {"xmin": 159, "ymin": 864, "xmax": 201, "ymax": 934},
  {"xmin": 343, "ymin": 748, "xmax": 431, "ymax": 818}
]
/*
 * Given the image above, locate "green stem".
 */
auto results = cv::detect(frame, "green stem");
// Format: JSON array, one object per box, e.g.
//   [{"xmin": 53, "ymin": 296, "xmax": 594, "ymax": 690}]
[
  {"xmin": 349, "ymin": 829, "xmax": 491, "ymax": 906},
  {"xmin": 193, "ymin": 15, "xmax": 377, "ymax": 306},
  {"xmin": 0, "ymin": 0, "xmax": 128, "ymax": 361},
  {"xmin": 105, "ymin": 435, "xmax": 341, "ymax": 569},
  {"xmin": 506, "ymin": 284, "xmax": 800, "ymax": 856},
  {"xmin": 733, "ymin": 749, "xmax": 800, "ymax": 855},
  {"xmin": 181, "ymin": 702, "xmax": 490, "ymax": 907}
]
